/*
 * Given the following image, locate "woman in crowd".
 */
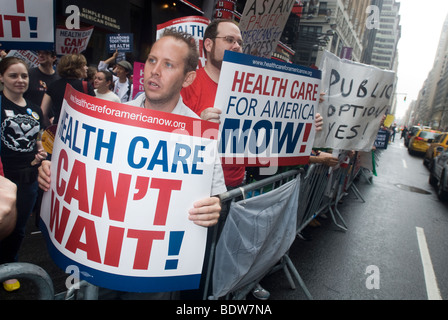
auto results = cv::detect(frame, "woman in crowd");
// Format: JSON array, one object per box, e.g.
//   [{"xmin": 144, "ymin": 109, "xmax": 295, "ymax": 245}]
[
  {"xmin": 93, "ymin": 70, "xmax": 121, "ymax": 103},
  {"xmin": 0, "ymin": 57, "xmax": 47, "ymax": 292},
  {"xmin": 40, "ymin": 53, "xmax": 95, "ymax": 127}
]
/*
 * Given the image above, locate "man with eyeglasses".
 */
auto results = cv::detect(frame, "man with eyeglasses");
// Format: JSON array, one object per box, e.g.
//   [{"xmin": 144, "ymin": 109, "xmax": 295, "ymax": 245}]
[
  {"xmin": 181, "ymin": 18, "xmax": 273, "ymax": 300},
  {"xmin": 182, "ymin": 19, "xmax": 245, "ymax": 190}
]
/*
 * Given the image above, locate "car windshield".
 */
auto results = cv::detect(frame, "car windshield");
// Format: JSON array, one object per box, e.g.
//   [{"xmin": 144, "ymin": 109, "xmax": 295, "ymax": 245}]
[{"xmin": 418, "ymin": 131, "xmax": 440, "ymax": 140}]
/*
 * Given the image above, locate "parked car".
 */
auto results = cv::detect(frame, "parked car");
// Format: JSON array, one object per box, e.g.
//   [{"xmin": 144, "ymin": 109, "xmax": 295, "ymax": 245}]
[
  {"xmin": 429, "ymin": 146, "xmax": 448, "ymax": 201},
  {"xmin": 423, "ymin": 132, "xmax": 448, "ymax": 168},
  {"xmin": 404, "ymin": 126, "xmax": 421, "ymax": 147},
  {"xmin": 408, "ymin": 128, "xmax": 441, "ymax": 155}
]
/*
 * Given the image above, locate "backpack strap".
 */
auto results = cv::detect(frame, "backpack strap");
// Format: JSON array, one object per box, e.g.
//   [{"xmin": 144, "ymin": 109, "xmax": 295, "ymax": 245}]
[{"xmin": 82, "ymin": 80, "xmax": 88, "ymax": 94}]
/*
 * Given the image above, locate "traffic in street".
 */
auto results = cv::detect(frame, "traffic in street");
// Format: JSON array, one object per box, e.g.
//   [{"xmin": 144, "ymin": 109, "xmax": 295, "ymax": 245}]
[{"xmin": 262, "ymin": 137, "xmax": 448, "ymax": 300}]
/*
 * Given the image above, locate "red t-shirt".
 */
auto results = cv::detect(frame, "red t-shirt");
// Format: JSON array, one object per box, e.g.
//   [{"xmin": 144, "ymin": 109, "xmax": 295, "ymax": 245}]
[{"xmin": 181, "ymin": 68, "xmax": 245, "ymax": 187}]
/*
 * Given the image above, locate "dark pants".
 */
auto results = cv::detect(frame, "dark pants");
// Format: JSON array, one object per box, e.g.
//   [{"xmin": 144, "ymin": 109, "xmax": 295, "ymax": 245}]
[{"xmin": 0, "ymin": 180, "xmax": 38, "ymax": 264}]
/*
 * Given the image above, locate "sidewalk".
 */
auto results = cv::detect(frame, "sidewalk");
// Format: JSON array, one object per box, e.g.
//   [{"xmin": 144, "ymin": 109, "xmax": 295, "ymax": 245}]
[{"xmin": 0, "ymin": 212, "xmax": 67, "ymax": 300}]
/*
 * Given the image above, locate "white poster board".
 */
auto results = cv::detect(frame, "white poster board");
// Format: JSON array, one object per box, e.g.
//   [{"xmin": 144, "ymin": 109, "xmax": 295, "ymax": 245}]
[
  {"xmin": 215, "ymin": 51, "xmax": 321, "ymax": 168},
  {"xmin": 40, "ymin": 85, "xmax": 219, "ymax": 292}
]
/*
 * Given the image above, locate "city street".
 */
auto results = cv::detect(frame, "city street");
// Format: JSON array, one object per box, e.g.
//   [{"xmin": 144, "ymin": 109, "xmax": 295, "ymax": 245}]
[
  {"xmin": 1, "ymin": 137, "xmax": 448, "ymax": 300},
  {"xmin": 262, "ymin": 138, "xmax": 448, "ymax": 300}
]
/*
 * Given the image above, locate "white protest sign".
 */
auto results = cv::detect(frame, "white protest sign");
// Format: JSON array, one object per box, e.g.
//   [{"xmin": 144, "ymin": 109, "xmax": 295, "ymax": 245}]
[
  {"xmin": 238, "ymin": 0, "xmax": 295, "ymax": 59},
  {"xmin": 156, "ymin": 16, "xmax": 210, "ymax": 69},
  {"xmin": 314, "ymin": 51, "xmax": 396, "ymax": 151},
  {"xmin": 0, "ymin": 0, "xmax": 54, "ymax": 50},
  {"xmin": 6, "ymin": 50, "xmax": 38, "ymax": 68},
  {"xmin": 55, "ymin": 26, "xmax": 94, "ymax": 55},
  {"xmin": 215, "ymin": 51, "xmax": 321, "ymax": 168},
  {"xmin": 40, "ymin": 85, "xmax": 219, "ymax": 292}
]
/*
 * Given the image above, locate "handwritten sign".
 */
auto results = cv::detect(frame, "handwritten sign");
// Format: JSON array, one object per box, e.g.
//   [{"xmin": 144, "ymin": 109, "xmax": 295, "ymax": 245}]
[
  {"xmin": 215, "ymin": 51, "xmax": 321, "ymax": 167},
  {"xmin": 40, "ymin": 85, "xmax": 219, "ymax": 292},
  {"xmin": 156, "ymin": 16, "xmax": 210, "ymax": 69},
  {"xmin": 0, "ymin": 0, "xmax": 54, "ymax": 50},
  {"xmin": 238, "ymin": 0, "xmax": 295, "ymax": 59},
  {"xmin": 314, "ymin": 51, "xmax": 396, "ymax": 151}
]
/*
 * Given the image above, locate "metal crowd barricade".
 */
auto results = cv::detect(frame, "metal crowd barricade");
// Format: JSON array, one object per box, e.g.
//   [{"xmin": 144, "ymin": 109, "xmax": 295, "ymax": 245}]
[
  {"xmin": 0, "ymin": 152, "xmax": 376, "ymax": 300},
  {"xmin": 204, "ymin": 168, "xmax": 306, "ymax": 300},
  {"xmin": 311, "ymin": 152, "xmax": 366, "ymax": 232},
  {"xmin": 205, "ymin": 151, "xmax": 375, "ymax": 300},
  {"xmin": 0, "ymin": 262, "xmax": 54, "ymax": 299},
  {"xmin": 296, "ymin": 163, "xmax": 333, "ymax": 233}
]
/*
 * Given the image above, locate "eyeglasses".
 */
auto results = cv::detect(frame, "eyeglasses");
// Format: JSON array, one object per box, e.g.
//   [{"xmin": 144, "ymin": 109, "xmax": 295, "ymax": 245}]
[{"xmin": 213, "ymin": 36, "xmax": 243, "ymax": 47}]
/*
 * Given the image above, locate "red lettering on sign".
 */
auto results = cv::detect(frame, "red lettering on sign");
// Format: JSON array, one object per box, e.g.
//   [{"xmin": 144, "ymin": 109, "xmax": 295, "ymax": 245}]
[
  {"xmin": 64, "ymin": 159, "xmax": 89, "ymax": 213},
  {"xmin": 151, "ymin": 178, "xmax": 182, "ymax": 226},
  {"xmin": 104, "ymin": 226, "xmax": 125, "ymax": 267},
  {"xmin": 3, "ymin": 15, "xmax": 26, "ymax": 38},
  {"xmin": 49, "ymin": 190, "xmax": 70, "ymax": 244},
  {"xmin": 65, "ymin": 216, "xmax": 101, "ymax": 263},
  {"xmin": 16, "ymin": 0, "xmax": 25, "ymax": 13},
  {"xmin": 127, "ymin": 230, "xmax": 165, "ymax": 270},
  {"xmin": 91, "ymin": 169, "xmax": 132, "ymax": 222}
]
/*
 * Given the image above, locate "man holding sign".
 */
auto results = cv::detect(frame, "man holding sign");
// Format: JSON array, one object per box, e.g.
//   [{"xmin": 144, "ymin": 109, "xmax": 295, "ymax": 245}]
[
  {"xmin": 37, "ymin": 29, "xmax": 226, "ymax": 296},
  {"xmin": 181, "ymin": 19, "xmax": 246, "ymax": 188},
  {"xmin": 39, "ymin": 29, "xmax": 225, "ymax": 226}
]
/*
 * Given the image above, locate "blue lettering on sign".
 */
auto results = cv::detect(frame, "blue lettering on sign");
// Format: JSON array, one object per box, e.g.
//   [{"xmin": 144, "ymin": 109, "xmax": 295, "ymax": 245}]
[
  {"xmin": 57, "ymin": 110, "xmax": 116, "ymax": 163},
  {"xmin": 220, "ymin": 118, "xmax": 305, "ymax": 155},
  {"xmin": 127, "ymin": 136, "xmax": 205, "ymax": 175}
]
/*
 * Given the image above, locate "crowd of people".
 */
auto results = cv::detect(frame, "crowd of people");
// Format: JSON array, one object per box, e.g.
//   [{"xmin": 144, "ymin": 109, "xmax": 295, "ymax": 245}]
[{"xmin": 0, "ymin": 18, "xmax": 339, "ymax": 298}]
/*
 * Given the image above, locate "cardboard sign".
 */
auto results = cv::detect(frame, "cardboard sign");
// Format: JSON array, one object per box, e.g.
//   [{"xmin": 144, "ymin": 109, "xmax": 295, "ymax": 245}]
[
  {"xmin": 55, "ymin": 26, "xmax": 94, "ymax": 55},
  {"xmin": 314, "ymin": 51, "xmax": 396, "ymax": 151},
  {"xmin": 0, "ymin": 0, "xmax": 54, "ymax": 50},
  {"xmin": 238, "ymin": 0, "xmax": 295, "ymax": 59},
  {"xmin": 156, "ymin": 16, "xmax": 210, "ymax": 69},
  {"xmin": 215, "ymin": 51, "xmax": 321, "ymax": 167},
  {"xmin": 40, "ymin": 85, "xmax": 219, "ymax": 292}
]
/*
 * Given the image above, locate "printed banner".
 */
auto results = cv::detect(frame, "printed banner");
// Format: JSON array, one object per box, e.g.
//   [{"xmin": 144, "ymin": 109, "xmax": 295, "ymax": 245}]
[
  {"xmin": 314, "ymin": 51, "xmax": 396, "ymax": 152},
  {"xmin": 131, "ymin": 61, "xmax": 144, "ymax": 100},
  {"xmin": 106, "ymin": 33, "xmax": 133, "ymax": 53},
  {"xmin": 6, "ymin": 50, "xmax": 38, "ymax": 68},
  {"xmin": 55, "ymin": 26, "xmax": 94, "ymax": 55},
  {"xmin": 215, "ymin": 51, "xmax": 321, "ymax": 167},
  {"xmin": 0, "ymin": 0, "xmax": 54, "ymax": 50},
  {"xmin": 40, "ymin": 85, "xmax": 219, "ymax": 292},
  {"xmin": 238, "ymin": 0, "xmax": 295, "ymax": 59},
  {"xmin": 156, "ymin": 16, "xmax": 210, "ymax": 69},
  {"xmin": 374, "ymin": 129, "xmax": 389, "ymax": 149}
]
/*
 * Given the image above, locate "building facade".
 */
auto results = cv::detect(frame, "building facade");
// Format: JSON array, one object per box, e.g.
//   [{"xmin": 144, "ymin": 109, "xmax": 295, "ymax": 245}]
[
  {"xmin": 410, "ymin": 14, "xmax": 448, "ymax": 130},
  {"xmin": 56, "ymin": 0, "xmax": 212, "ymax": 66},
  {"xmin": 368, "ymin": 0, "xmax": 401, "ymax": 71}
]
